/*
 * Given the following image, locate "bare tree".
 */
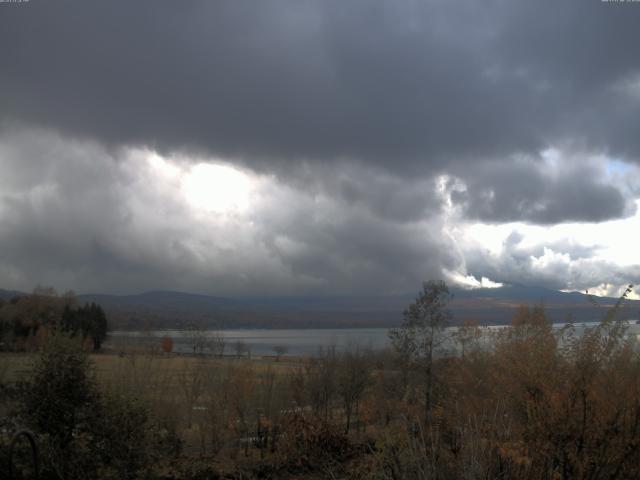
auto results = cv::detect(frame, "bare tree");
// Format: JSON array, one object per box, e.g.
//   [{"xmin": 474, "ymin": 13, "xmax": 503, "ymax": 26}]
[
  {"xmin": 185, "ymin": 322, "xmax": 207, "ymax": 355},
  {"xmin": 141, "ymin": 323, "xmax": 158, "ymax": 355},
  {"xmin": 209, "ymin": 330, "xmax": 226, "ymax": 357},
  {"xmin": 226, "ymin": 364, "xmax": 256, "ymax": 457},
  {"xmin": 178, "ymin": 359, "xmax": 206, "ymax": 428},
  {"xmin": 454, "ymin": 319, "xmax": 482, "ymax": 358},
  {"xmin": 337, "ymin": 346, "xmax": 372, "ymax": 433},
  {"xmin": 234, "ymin": 340, "xmax": 247, "ymax": 359},
  {"xmin": 273, "ymin": 345, "xmax": 288, "ymax": 361},
  {"xmin": 202, "ymin": 363, "xmax": 229, "ymax": 455},
  {"xmin": 305, "ymin": 346, "xmax": 338, "ymax": 421},
  {"xmin": 389, "ymin": 280, "xmax": 451, "ymax": 418}
]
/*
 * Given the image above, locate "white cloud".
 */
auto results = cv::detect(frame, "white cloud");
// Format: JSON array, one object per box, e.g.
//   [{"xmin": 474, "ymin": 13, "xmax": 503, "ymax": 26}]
[
  {"xmin": 444, "ymin": 271, "xmax": 504, "ymax": 289},
  {"xmin": 455, "ymin": 201, "xmax": 640, "ymax": 295},
  {"xmin": 182, "ymin": 163, "xmax": 253, "ymax": 214}
]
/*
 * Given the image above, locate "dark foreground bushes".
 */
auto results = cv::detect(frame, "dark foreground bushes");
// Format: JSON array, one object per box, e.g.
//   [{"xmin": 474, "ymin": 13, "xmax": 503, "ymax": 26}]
[
  {"xmin": 10, "ymin": 334, "xmax": 179, "ymax": 480},
  {"xmin": 356, "ymin": 300, "xmax": 640, "ymax": 480}
]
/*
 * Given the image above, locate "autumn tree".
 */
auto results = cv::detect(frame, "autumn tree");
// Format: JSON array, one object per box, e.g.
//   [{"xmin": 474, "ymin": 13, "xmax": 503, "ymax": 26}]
[
  {"xmin": 178, "ymin": 360, "xmax": 206, "ymax": 428},
  {"xmin": 161, "ymin": 336, "xmax": 174, "ymax": 353},
  {"xmin": 0, "ymin": 289, "xmax": 108, "ymax": 352}
]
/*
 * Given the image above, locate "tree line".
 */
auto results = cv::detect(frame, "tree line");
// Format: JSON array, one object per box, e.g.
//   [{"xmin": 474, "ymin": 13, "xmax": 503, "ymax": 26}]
[{"xmin": 0, "ymin": 287, "xmax": 108, "ymax": 352}]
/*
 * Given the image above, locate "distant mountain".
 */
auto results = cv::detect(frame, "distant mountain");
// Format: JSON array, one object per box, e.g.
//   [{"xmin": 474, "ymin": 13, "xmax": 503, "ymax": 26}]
[
  {"xmin": 453, "ymin": 284, "xmax": 588, "ymax": 303},
  {"xmin": 76, "ymin": 290, "xmax": 411, "ymax": 329},
  {"xmin": 2, "ymin": 285, "xmax": 638, "ymax": 329},
  {"xmin": 79, "ymin": 290, "xmax": 241, "ymax": 312},
  {"xmin": 79, "ymin": 286, "xmax": 639, "ymax": 329},
  {"xmin": 448, "ymin": 284, "xmax": 636, "ymax": 326},
  {"xmin": 0, "ymin": 288, "xmax": 27, "ymax": 300}
]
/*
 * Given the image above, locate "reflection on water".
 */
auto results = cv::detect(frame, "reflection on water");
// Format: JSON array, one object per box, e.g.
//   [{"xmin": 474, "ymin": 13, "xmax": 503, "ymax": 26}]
[{"xmin": 108, "ymin": 320, "xmax": 640, "ymax": 357}]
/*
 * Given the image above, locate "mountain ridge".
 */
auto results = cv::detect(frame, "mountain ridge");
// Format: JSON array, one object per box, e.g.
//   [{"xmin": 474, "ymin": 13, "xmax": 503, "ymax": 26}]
[{"xmin": 2, "ymin": 285, "xmax": 637, "ymax": 329}]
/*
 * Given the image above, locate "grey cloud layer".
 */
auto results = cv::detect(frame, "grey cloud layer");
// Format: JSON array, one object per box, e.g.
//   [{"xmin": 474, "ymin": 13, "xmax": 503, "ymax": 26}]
[
  {"xmin": 0, "ymin": 129, "xmax": 458, "ymax": 294},
  {"xmin": 2, "ymin": 0, "xmax": 639, "ymax": 225},
  {"xmin": 447, "ymin": 156, "xmax": 636, "ymax": 224},
  {"xmin": 0, "ymin": 128, "xmax": 636, "ymax": 295},
  {"xmin": 2, "ymin": 1, "xmax": 640, "ymax": 166},
  {"xmin": 2, "ymin": 1, "xmax": 640, "ymax": 294}
]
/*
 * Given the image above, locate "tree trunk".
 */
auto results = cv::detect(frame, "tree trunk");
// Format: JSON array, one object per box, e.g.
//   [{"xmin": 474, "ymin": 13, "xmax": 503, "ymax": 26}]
[{"xmin": 425, "ymin": 337, "xmax": 433, "ymax": 420}]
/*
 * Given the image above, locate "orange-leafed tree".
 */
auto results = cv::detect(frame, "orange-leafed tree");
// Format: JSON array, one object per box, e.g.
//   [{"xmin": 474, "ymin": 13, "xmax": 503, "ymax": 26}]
[{"xmin": 161, "ymin": 336, "xmax": 174, "ymax": 354}]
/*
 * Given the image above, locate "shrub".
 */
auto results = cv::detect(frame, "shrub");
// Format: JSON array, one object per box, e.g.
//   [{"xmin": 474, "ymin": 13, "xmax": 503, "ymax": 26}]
[
  {"xmin": 274, "ymin": 413, "xmax": 353, "ymax": 473},
  {"xmin": 17, "ymin": 333, "xmax": 165, "ymax": 479},
  {"xmin": 161, "ymin": 336, "xmax": 174, "ymax": 354}
]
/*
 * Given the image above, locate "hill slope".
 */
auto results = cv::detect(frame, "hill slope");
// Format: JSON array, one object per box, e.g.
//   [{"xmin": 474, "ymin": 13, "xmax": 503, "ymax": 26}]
[
  {"xmin": 76, "ymin": 286, "xmax": 638, "ymax": 329},
  {"xmin": 2, "ymin": 286, "xmax": 636, "ymax": 329}
]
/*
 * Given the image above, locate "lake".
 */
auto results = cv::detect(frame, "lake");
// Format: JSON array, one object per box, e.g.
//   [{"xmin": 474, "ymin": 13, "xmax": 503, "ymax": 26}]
[{"xmin": 108, "ymin": 320, "xmax": 640, "ymax": 356}]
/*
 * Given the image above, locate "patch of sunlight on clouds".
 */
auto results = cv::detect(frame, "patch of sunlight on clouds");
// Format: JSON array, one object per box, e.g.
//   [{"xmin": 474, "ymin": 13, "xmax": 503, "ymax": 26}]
[
  {"xmin": 461, "ymin": 199, "xmax": 640, "ymax": 267},
  {"xmin": 582, "ymin": 283, "xmax": 640, "ymax": 301},
  {"xmin": 139, "ymin": 148, "xmax": 259, "ymax": 216},
  {"xmin": 182, "ymin": 163, "xmax": 252, "ymax": 214},
  {"xmin": 530, "ymin": 247, "xmax": 570, "ymax": 271},
  {"xmin": 146, "ymin": 151, "xmax": 182, "ymax": 179},
  {"xmin": 445, "ymin": 270, "xmax": 503, "ymax": 289},
  {"xmin": 565, "ymin": 199, "xmax": 640, "ymax": 266},
  {"xmin": 460, "ymin": 223, "xmax": 512, "ymax": 255},
  {"xmin": 458, "ymin": 200, "xmax": 640, "ymax": 298}
]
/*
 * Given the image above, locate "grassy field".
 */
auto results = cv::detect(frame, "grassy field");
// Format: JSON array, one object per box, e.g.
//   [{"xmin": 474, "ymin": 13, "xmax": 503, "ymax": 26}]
[
  {"xmin": 1, "ymin": 350, "xmax": 307, "ymax": 454},
  {"xmin": 0, "ymin": 351, "xmax": 304, "ymax": 380},
  {"xmin": 0, "ymin": 352, "xmax": 32, "ymax": 383}
]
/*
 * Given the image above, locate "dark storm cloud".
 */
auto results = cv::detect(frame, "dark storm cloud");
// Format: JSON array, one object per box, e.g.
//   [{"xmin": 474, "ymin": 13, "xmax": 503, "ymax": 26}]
[
  {"xmin": 254, "ymin": 187, "xmax": 459, "ymax": 293},
  {"xmin": 447, "ymin": 155, "xmax": 636, "ymax": 224},
  {"xmin": 0, "ymin": 129, "xmax": 457, "ymax": 295},
  {"xmin": 2, "ymin": 0, "xmax": 640, "ymax": 172},
  {"xmin": 294, "ymin": 162, "xmax": 444, "ymax": 223}
]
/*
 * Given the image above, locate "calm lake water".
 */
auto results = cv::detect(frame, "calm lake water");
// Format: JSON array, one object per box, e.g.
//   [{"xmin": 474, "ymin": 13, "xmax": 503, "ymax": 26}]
[{"xmin": 108, "ymin": 320, "xmax": 640, "ymax": 356}]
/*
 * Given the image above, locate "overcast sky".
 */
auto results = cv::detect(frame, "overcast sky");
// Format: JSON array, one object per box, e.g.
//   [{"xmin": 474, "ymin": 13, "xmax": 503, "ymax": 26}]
[{"xmin": 1, "ymin": 0, "xmax": 639, "ymax": 297}]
